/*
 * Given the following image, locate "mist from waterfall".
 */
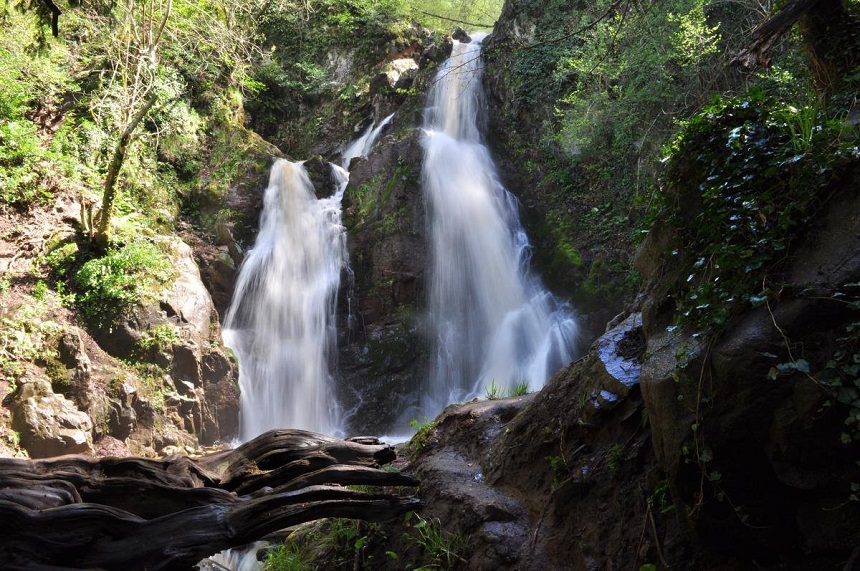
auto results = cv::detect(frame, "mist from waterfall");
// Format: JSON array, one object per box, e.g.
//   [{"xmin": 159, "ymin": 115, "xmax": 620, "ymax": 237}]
[{"xmin": 421, "ymin": 34, "xmax": 578, "ymax": 414}]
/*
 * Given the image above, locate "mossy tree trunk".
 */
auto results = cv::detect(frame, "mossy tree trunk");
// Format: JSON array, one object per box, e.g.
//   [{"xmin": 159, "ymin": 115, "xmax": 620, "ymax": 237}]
[
  {"xmin": 90, "ymin": 0, "xmax": 173, "ymax": 250},
  {"xmin": 93, "ymin": 93, "xmax": 159, "ymax": 250}
]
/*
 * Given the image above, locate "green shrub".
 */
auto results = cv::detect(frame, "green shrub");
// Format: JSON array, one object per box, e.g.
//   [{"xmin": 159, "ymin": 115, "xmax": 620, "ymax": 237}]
[
  {"xmin": 75, "ymin": 239, "xmax": 173, "ymax": 331},
  {"xmin": 0, "ymin": 120, "xmax": 54, "ymax": 206},
  {"xmin": 264, "ymin": 542, "xmax": 315, "ymax": 571}
]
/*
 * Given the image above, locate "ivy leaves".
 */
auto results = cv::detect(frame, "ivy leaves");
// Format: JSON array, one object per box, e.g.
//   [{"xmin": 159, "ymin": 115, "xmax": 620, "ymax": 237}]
[{"xmin": 658, "ymin": 90, "xmax": 847, "ymax": 337}]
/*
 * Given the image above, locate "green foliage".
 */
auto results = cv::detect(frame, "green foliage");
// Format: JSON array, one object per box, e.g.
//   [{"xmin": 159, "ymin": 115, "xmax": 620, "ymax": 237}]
[
  {"xmin": 0, "ymin": 295, "xmax": 61, "ymax": 380},
  {"xmin": 0, "ymin": 120, "xmax": 53, "ymax": 206},
  {"xmin": 607, "ymin": 443, "xmax": 623, "ymax": 476},
  {"xmin": 403, "ymin": 513, "xmax": 467, "ymax": 570},
  {"xmin": 815, "ymin": 292, "xmax": 860, "ymax": 444},
  {"xmin": 74, "ymin": 239, "xmax": 173, "ymax": 332},
  {"xmin": 483, "ymin": 379, "xmax": 530, "ymax": 399},
  {"xmin": 546, "ymin": 453, "xmax": 567, "ymax": 487},
  {"xmin": 510, "ymin": 379, "xmax": 529, "ymax": 397},
  {"xmin": 264, "ymin": 542, "xmax": 315, "ymax": 571},
  {"xmin": 484, "ymin": 379, "xmax": 502, "ymax": 400},
  {"xmin": 44, "ymin": 241, "xmax": 80, "ymax": 279},
  {"xmin": 648, "ymin": 479, "xmax": 675, "ymax": 515},
  {"xmin": 137, "ymin": 323, "xmax": 179, "ymax": 354},
  {"xmin": 657, "ymin": 88, "xmax": 856, "ymax": 337},
  {"xmin": 32, "ymin": 280, "xmax": 48, "ymax": 301},
  {"xmin": 408, "ymin": 417, "xmax": 436, "ymax": 456},
  {"xmin": 265, "ymin": 518, "xmax": 389, "ymax": 571},
  {"xmin": 493, "ymin": 0, "xmax": 799, "ymax": 318}
]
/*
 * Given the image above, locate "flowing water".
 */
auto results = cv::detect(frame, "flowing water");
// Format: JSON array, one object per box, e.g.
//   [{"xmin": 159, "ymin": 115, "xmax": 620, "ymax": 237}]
[
  {"xmin": 223, "ymin": 160, "xmax": 349, "ymax": 440},
  {"xmin": 421, "ymin": 34, "xmax": 578, "ymax": 413},
  {"xmin": 341, "ymin": 113, "xmax": 395, "ymax": 168},
  {"xmin": 222, "ymin": 111, "xmax": 393, "ymax": 442},
  {"xmin": 212, "ymin": 37, "xmax": 577, "ymax": 570}
]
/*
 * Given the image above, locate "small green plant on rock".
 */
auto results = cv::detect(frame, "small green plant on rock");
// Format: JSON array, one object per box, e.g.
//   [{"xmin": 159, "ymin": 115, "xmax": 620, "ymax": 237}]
[
  {"xmin": 546, "ymin": 454, "xmax": 568, "ymax": 488},
  {"xmin": 264, "ymin": 541, "xmax": 314, "ymax": 571},
  {"xmin": 137, "ymin": 323, "xmax": 179, "ymax": 355},
  {"xmin": 408, "ymin": 418, "xmax": 435, "ymax": 456},
  {"xmin": 607, "ymin": 443, "xmax": 624, "ymax": 476},
  {"xmin": 484, "ymin": 379, "xmax": 502, "ymax": 400},
  {"xmin": 510, "ymin": 380, "xmax": 530, "ymax": 396}
]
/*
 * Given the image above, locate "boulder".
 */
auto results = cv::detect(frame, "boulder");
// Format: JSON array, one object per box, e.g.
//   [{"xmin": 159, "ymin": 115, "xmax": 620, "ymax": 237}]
[{"xmin": 12, "ymin": 377, "xmax": 94, "ymax": 458}]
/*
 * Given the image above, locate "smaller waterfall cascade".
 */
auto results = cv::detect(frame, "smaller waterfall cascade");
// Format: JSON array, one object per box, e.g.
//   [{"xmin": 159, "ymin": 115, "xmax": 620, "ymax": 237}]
[
  {"xmin": 341, "ymin": 113, "xmax": 395, "ymax": 168},
  {"xmin": 223, "ymin": 112, "xmax": 393, "ymax": 443},
  {"xmin": 223, "ymin": 160, "xmax": 348, "ymax": 441},
  {"xmin": 421, "ymin": 35, "xmax": 578, "ymax": 413}
]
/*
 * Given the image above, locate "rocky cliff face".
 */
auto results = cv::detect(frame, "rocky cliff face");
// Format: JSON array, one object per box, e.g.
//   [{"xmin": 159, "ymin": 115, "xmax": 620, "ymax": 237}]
[
  {"xmin": 633, "ymin": 169, "xmax": 860, "ymax": 564},
  {"xmin": 338, "ymin": 126, "xmax": 429, "ymax": 435}
]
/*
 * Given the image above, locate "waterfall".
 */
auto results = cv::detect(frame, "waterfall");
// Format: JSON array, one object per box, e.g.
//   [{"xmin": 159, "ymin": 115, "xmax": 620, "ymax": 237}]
[
  {"xmin": 223, "ymin": 160, "xmax": 348, "ymax": 440},
  {"xmin": 222, "ymin": 108, "xmax": 394, "ymax": 442},
  {"xmin": 421, "ymin": 34, "xmax": 578, "ymax": 413},
  {"xmin": 341, "ymin": 113, "xmax": 395, "ymax": 168}
]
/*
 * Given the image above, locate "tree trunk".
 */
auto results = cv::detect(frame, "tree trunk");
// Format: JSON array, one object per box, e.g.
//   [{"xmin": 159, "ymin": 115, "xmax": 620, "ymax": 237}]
[
  {"xmin": 732, "ymin": 0, "xmax": 860, "ymax": 93},
  {"xmin": 0, "ymin": 429, "xmax": 420, "ymax": 570},
  {"xmin": 93, "ymin": 93, "xmax": 159, "ymax": 250},
  {"xmin": 797, "ymin": 0, "xmax": 860, "ymax": 92}
]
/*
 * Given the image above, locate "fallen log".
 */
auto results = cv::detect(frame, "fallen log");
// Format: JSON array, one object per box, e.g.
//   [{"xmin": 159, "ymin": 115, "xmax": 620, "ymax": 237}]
[{"xmin": 0, "ymin": 429, "xmax": 419, "ymax": 570}]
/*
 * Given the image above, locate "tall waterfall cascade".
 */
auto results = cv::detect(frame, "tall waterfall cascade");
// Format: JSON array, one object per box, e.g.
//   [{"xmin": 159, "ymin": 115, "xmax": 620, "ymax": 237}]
[{"xmin": 421, "ymin": 34, "xmax": 578, "ymax": 413}]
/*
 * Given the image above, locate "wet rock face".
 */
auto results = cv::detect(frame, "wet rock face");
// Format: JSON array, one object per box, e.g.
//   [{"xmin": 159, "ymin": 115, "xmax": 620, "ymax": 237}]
[
  {"xmin": 338, "ymin": 126, "xmax": 429, "ymax": 435},
  {"xmin": 12, "ymin": 377, "xmax": 94, "ymax": 458}
]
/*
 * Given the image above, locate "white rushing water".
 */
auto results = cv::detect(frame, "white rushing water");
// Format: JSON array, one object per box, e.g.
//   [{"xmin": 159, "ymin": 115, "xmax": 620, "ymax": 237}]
[
  {"xmin": 222, "ymin": 110, "xmax": 394, "ymax": 443},
  {"xmin": 213, "ymin": 113, "xmax": 393, "ymax": 571},
  {"xmin": 223, "ymin": 159, "xmax": 349, "ymax": 440},
  {"xmin": 421, "ymin": 34, "xmax": 578, "ymax": 413},
  {"xmin": 341, "ymin": 113, "xmax": 395, "ymax": 168}
]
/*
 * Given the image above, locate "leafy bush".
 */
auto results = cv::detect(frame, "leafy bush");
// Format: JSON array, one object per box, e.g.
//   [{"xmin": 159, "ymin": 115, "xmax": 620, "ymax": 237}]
[
  {"xmin": 0, "ymin": 120, "xmax": 53, "ymax": 205},
  {"xmin": 74, "ymin": 239, "xmax": 173, "ymax": 331}
]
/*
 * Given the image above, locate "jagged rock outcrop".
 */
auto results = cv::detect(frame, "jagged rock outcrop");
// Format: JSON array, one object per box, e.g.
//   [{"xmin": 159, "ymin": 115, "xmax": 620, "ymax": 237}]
[
  {"xmin": 338, "ymin": 122, "xmax": 429, "ymax": 436},
  {"xmin": 86, "ymin": 236, "xmax": 239, "ymax": 446},
  {"xmin": 350, "ymin": 318, "xmax": 654, "ymax": 570}
]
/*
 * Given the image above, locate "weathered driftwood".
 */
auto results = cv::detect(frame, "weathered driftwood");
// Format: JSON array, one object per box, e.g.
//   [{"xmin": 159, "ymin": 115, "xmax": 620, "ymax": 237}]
[{"xmin": 0, "ymin": 429, "xmax": 419, "ymax": 570}]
